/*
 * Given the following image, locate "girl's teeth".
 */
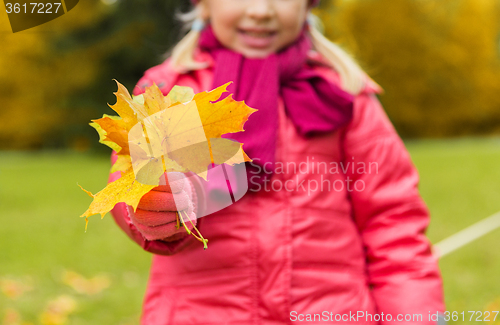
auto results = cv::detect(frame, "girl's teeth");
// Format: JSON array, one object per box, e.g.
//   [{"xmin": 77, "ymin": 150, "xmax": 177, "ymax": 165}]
[{"xmin": 245, "ymin": 31, "xmax": 272, "ymax": 37}]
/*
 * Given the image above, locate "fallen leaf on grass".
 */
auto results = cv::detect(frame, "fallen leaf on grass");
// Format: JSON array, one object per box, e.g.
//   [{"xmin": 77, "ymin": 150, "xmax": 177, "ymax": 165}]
[
  {"xmin": 0, "ymin": 277, "xmax": 33, "ymax": 300},
  {"xmin": 2, "ymin": 308, "xmax": 33, "ymax": 325},
  {"xmin": 39, "ymin": 295, "xmax": 77, "ymax": 325},
  {"xmin": 61, "ymin": 270, "xmax": 110, "ymax": 296},
  {"xmin": 483, "ymin": 297, "xmax": 500, "ymax": 322}
]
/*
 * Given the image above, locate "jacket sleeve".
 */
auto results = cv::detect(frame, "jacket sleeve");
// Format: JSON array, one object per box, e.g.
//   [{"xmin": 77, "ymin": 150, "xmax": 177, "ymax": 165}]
[{"xmin": 341, "ymin": 90, "xmax": 446, "ymax": 324}]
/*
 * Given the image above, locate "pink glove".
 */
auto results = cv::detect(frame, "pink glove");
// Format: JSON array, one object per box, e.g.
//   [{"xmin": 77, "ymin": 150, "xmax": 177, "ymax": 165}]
[{"xmin": 128, "ymin": 172, "xmax": 198, "ymax": 242}]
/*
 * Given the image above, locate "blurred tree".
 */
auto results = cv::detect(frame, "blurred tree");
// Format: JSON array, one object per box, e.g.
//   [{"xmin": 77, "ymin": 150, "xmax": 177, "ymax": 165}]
[
  {"xmin": 52, "ymin": 0, "xmax": 190, "ymax": 151},
  {"xmin": 0, "ymin": 0, "xmax": 188, "ymax": 150},
  {"xmin": 0, "ymin": 0, "xmax": 107, "ymax": 149},
  {"xmin": 316, "ymin": 0, "xmax": 500, "ymax": 137}
]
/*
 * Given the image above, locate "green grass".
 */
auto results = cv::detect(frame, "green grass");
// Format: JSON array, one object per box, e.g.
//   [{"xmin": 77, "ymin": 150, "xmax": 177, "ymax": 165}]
[
  {"xmin": 0, "ymin": 151, "xmax": 151, "ymax": 325},
  {"xmin": 406, "ymin": 138, "xmax": 500, "ymax": 320},
  {"xmin": 1, "ymin": 138, "xmax": 500, "ymax": 324}
]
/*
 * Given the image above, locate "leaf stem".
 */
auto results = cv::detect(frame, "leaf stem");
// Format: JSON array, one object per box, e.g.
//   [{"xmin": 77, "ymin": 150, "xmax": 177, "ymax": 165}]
[
  {"xmin": 180, "ymin": 213, "xmax": 192, "ymax": 235},
  {"xmin": 182, "ymin": 210, "xmax": 208, "ymax": 250}
]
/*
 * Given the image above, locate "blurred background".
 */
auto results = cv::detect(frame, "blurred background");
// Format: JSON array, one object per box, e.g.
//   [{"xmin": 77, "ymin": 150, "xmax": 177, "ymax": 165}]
[{"xmin": 1, "ymin": 0, "xmax": 499, "ymax": 324}]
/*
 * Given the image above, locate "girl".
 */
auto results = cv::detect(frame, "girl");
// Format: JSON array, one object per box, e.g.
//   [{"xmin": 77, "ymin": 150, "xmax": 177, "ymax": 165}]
[{"xmin": 108, "ymin": 0, "xmax": 446, "ymax": 324}]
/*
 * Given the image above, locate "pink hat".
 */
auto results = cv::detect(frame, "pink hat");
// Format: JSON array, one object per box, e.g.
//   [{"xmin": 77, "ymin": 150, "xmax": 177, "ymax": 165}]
[{"xmin": 191, "ymin": 0, "xmax": 320, "ymax": 7}]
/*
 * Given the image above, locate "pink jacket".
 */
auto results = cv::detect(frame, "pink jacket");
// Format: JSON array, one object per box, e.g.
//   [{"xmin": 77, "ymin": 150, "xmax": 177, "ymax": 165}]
[{"xmin": 109, "ymin": 51, "xmax": 446, "ymax": 325}]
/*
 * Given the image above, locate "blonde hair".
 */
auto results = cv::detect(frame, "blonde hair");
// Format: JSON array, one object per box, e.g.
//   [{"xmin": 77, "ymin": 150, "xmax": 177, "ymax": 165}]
[{"xmin": 171, "ymin": 6, "xmax": 370, "ymax": 95}]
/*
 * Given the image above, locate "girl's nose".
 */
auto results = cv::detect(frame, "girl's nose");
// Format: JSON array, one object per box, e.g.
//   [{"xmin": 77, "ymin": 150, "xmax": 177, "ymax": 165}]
[{"xmin": 246, "ymin": 0, "xmax": 275, "ymax": 20}]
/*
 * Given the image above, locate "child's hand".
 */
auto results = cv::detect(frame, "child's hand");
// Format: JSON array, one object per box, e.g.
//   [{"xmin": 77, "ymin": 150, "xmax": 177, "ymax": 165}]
[{"xmin": 128, "ymin": 172, "xmax": 198, "ymax": 242}]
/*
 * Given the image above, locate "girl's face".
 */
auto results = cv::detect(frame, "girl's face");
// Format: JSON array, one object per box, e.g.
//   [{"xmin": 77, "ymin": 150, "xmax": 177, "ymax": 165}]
[{"xmin": 200, "ymin": 0, "xmax": 310, "ymax": 58}]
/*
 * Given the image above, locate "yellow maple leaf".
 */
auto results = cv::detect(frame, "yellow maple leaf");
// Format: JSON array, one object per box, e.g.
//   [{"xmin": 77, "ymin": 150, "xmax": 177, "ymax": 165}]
[
  {"xmin": 108, "ymin": 80, "xmax": 141, "ymax": 127},
  {"xmin": 165, "ymin": 85, "xmax": 195, "ymax": 106},
  {"xmin": 127, "ymin": 83, "xmax": 256, "ymax": 182},
  {"xmin": 110, "ymin": 154, "xmax": 131, "ymax": 174},
  {"xmin": 80, "ymin": 81, "xmax": 256, "ymax": 248},
  {"xmin": 195, "ymin": 84, "xmax": 257, "ymax": 139},
  {"xmin": 90, "ymin": 115, "xmax": 129, "ymax": 154},
  {"xmin": 79, "ymin": 168, "xmax": 155, "ymax": 230}
]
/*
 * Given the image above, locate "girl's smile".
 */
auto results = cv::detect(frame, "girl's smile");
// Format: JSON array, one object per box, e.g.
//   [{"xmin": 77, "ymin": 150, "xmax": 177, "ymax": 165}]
[
  {"xmin": 237, "ymin": 27, "xmax": 279, "ymax": 49},
  {"xmin": 200, "ymin": 0, "xmax": 310, "ymax": 58}
]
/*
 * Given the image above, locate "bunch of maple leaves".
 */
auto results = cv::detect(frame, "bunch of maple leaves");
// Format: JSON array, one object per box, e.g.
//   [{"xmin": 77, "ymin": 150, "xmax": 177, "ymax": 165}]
[{"xmin": 79, "ymin": 80, "xmax": 256, "ymax": 249}]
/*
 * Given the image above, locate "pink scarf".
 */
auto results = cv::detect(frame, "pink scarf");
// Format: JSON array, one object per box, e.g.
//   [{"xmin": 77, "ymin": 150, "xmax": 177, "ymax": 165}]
[{"xmin": 198, "ymin": 25, "xmax": 354, "ymax": 185}]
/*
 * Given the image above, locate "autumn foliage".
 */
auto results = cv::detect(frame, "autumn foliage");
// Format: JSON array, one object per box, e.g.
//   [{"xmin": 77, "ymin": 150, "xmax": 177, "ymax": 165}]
[
  {"xmin": 315, "ymin": 0, "xmax": 500, "ymax": 137},
  {"xmin": 1, "ymin": 0, "xmax": 500, "ymax": 149}
]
